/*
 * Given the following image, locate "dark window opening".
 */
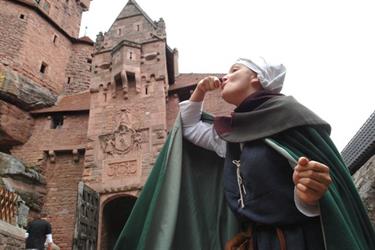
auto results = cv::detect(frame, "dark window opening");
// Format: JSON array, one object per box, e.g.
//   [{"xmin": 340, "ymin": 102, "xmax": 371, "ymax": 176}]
[
  {"xmin": 129, "ymin": 52, "xmax": 133, "ymax": 60},
  {"xmin": 145, "ymin": 86, "xmax": 148, "ymax": 95},
  {"xmin": 114, "ymin": 73, "xmax": 123, "ymax": 93},
  {"xmin": 67, "ymin": 77, "xmax": 71, "ymax": 84},
  {"xmin": 19, "ymin": 14, "xmax": 25, "ymax": 19},
  {"xmin": 40, "ymin": 62, "xmax": 48, "ymax": 74},
  {"xmin": 127, "ymin": 72, "xmax": 136, "ymax": 94},
  {"xmin": 51, "ymin": 114, "xmax": 64, "ymax": 129},
  {"xmin": 87, "ymin": 58, "xmax": 92, "ymax": 64},
  {"xmin": 53, "ymin": 35, "xmax": 57, "ymax": 44}
]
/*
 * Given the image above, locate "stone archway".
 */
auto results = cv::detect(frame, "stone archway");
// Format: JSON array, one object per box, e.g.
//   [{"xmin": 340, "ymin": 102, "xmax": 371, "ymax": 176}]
[{"xmin": 101, "ymin": 196, "xmax": 137, "ymax": 250}]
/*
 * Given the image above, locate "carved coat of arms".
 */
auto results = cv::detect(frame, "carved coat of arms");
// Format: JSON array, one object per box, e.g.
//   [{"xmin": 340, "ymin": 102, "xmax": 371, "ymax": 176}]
[{"xmin": 99, "ymin": 109, "xmax": 141, "ymax": 155}]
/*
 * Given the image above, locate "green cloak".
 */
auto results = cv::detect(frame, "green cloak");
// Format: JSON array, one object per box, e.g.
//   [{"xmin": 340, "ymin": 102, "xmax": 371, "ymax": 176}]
[{"xmin": 114, "ymin": 96, "xmax": 375, "ymax": 250}]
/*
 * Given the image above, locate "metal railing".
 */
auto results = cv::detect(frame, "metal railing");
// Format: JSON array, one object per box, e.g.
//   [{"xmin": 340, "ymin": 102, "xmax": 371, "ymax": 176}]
[{"xmin": 0, "ymin": 187, "xmax": 18, "ymax": 224}]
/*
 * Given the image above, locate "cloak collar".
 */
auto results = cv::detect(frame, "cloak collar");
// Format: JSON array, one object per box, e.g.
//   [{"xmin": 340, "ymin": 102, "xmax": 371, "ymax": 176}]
[{"xmin": 214, "ymin": 95, "xmax": 330, "ymax": 143}]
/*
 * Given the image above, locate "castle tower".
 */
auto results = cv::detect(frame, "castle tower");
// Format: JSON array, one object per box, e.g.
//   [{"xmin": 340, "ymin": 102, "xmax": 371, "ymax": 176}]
[
  {"xmin": 0, "ymin": 0, "xmax": 93, "ymax": 99},
  {"xmin": 82, "ymin": 1, "xmax": 177, "ymax": 248}
]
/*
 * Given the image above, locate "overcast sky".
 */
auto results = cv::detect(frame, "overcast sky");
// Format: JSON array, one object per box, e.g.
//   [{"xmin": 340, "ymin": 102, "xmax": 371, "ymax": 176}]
[{"xmin": 80, "ymin": 0, "xmax": 375, "ymax": 151}]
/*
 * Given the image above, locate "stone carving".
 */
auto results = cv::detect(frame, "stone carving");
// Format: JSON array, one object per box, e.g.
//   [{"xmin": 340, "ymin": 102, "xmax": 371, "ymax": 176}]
[
  {"xmin": 106, "ymin": 160, "xmax": 137, "ymax": 177},
  {"xmin": 155, "ymin": 18, "xmax": 166, "ymax": 37},
  {"xmin": 99, "ymin": 109, "xmax": 142, "ymax": 155},
  {"xmin": 95, "ymin": 32, "xmax": 104, "ymax": 51}
]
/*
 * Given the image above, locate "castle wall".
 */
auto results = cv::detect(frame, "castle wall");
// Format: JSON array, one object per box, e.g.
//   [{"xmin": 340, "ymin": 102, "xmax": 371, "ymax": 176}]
[
  {"xmin": 42, "ymin": 152, "xmax": 85, "ymax": 250},
  {"xmin": 65, "ymin": 43, "xmax": 94, "ymax": 94},
  {"xmin": 0, "ymin": 0, "xmax": 92, "ymax": 95},
  {"xmin": 11, "ymin": 112, "xmax": 88, "ymax": 166},
  {"xmin": 0, "ymin": 0, "xmax": 28, "ymax": 66}
]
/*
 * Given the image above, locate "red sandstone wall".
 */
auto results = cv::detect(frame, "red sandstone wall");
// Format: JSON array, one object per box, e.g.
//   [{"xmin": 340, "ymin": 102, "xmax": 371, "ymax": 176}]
[
  {"xmin": 166, "ymin": 88, "xmax": 235, "ymax": 132},
  {"xmin": 41, "ymin": 0, "xmax": 87, "ymax": 38},
  {"xmin": 0, "ymin": 0, "xmax": 90, "ymax": 94},
  {"xmin": 0, "ymin": 0, "xmax": 28, "ymax": 66},
  {"xmin": 43, "ymin": 153, "xmax": 84, "ymax": 250},
  {"xmin": 13, "ymin": 0, "xmax": 88, "ymax": 38},
  {"xmin": 11, "ymin": 113, "xmax": 89, "ymax": 167},
  {"xmin": 65, "ymin": 43, "xmax": 94, "ymax": 94}
]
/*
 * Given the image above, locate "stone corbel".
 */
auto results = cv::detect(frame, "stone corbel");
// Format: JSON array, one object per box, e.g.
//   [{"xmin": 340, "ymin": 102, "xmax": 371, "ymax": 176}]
[
  {"xmin": 73, "ymin": 149, "xmax": 79, "ymax": 163},
  {"xmin": 48, "ymin": 150, "xmax": 56, "ymax": 163}
]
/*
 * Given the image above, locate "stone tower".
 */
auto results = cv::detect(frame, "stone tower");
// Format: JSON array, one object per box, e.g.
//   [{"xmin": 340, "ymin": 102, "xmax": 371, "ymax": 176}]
[{"xmin": 82, "ymin": 1, "xmax": 178, "ymax": 249}]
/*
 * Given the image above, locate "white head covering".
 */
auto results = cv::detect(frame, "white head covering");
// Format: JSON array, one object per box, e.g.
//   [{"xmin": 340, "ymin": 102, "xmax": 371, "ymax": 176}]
[{"xmin": 235, "ymin": 56, "xmax": 286, "ymax": 93}]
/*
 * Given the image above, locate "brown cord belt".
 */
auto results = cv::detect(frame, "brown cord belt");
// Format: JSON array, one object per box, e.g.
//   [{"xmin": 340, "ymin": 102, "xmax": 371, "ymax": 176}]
[{"xmin": 225, "ymin": 224, "xmax": 286, "ymax": 250}]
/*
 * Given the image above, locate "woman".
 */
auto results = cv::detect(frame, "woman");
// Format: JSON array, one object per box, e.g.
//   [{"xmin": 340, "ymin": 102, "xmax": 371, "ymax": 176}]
[{"xmin": 179, "ymin": 57, "xmax": 373, "ymax": 249}]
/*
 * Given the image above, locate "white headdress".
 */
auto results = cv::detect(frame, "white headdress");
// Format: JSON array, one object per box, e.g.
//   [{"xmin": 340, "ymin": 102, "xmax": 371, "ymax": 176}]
[{"xmin": 235, "ymin": 56, "xmax": 286, "ymax": 93}]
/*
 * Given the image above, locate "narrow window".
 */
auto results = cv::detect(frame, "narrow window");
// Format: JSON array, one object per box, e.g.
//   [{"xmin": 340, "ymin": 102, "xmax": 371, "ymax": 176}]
[
  {"xmin": 118, "ymin": 29, "xmax": 122, "ymax": 36},
  {"xmin": 145, "ymin": 85, "xmax": 148, "ymax": 95},
  {"xmin": 67, "ymin": 77, "xmax": 71, "ymax": 84},
  {"xmin": 129, "ymin": 52, "xmax": 133, "ymax": 60},
  {"xmin": 40, "ymin": 62, "xmax": 48, "ymax": 74},
  {"xmin": 43, "ymin": 1, "xmax": 50, "ymax": 12},
  {"xmin": 126, "ymin": 72, "xmax": 136, "ymax": 93},
  {"xmin": 114, "ymin": 74, "xmax": 123, "ymax": 92},
  {"xmin": 53, "ymin": 35, "xmax": 57, "ymax": 44},
  {"xmin": 19, "ymin": 14, "xmax": 25, "ymax": 19},
  {"xmin": 136, "ymin": 25, "xmax": 140, "ymax": 31},
  {"xmin": 51, "ymin": 114, "xmax": 64, "ymax": 129}
]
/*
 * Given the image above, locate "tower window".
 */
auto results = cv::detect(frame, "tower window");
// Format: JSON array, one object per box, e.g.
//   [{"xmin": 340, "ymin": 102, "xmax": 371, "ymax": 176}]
[
  {"xmin": 145, "ymin": 85, "xmax": 148, "ymax": 95},
  {"xmin": 40, "ymin": 62, "xmax": 48, "ymax": 74},
  {"xmin": 126, "ymin": 72, "xmax": 136, "ymax": 90},
  {"xmin": 136, "ymin": 25, "xmax": 140, "ymax": 31},
  {"xmin": 43, "ymin": 1, "xmax": 50, "ymax": 12},
  {"xmin": 118, "ymin": 29, "xmax": 122, "ymax": 36},
  {"xmin": 67, "ymin": 77, "xmax": 71, "ymax": 84},
  {"xmin": 129, "ymin": 52, "xmax": 133, "ymax": 60},
  {"xmin": 53, "ymin": 35, "xmax": 57, "ymax": 44},
  {"xmin": 19, "ymin": 14, "xmax": 25, "ymax": 19},
  {"xmin": 51, "ymin": 114, "xmax": 64, "ymax": 129}
]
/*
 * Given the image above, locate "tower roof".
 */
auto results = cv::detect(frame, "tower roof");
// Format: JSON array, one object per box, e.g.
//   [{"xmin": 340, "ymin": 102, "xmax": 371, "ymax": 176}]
[{"xmin": 116, "ymin": 0, "xmax": 156, "ymax": 28}]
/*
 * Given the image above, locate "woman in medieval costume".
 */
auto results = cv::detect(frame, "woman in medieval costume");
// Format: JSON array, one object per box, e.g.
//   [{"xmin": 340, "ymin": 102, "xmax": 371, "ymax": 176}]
[
  {"xmin": 114, "ymin": 57, "xmax": 375, "ymax": 250},
  {"xmin": 178, "ymin": 56, "xmax": 374, "ymax": 249}
]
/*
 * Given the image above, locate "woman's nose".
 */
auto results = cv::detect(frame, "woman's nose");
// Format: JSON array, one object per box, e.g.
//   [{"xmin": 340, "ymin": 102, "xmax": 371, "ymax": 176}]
[{"xmin": 221, "ymin": 76, "xmax": 228, "ymax": 83}]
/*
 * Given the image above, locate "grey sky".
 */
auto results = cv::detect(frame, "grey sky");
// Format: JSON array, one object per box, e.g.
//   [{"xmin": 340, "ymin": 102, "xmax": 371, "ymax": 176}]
[{"xmin": 80, "ymin": 0, "xmax": 375, "ymax": 151}]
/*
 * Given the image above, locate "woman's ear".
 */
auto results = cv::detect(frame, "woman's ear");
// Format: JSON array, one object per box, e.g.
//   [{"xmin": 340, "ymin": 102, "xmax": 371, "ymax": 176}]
[{"xmin": 250, "ymin": 78, "xmax": 262, "ymax": 90}]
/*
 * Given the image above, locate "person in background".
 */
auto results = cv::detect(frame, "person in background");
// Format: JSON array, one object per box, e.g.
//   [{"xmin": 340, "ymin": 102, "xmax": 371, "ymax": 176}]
[{"xmin": 25, "ymin": 212, "xmax": 53, "ymax": 250}]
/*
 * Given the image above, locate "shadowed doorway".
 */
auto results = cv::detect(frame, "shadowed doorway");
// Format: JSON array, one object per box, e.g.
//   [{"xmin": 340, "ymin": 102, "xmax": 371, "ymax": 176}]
[{"xmin": 101, "ymin": 196, "xmax": 137, "ymax": 250}]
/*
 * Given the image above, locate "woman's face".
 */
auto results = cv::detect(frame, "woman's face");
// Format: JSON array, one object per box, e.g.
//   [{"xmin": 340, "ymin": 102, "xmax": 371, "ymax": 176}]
[{"xmin": 220, "ymin": 64, "xmax": 260, "ymax": 106}]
